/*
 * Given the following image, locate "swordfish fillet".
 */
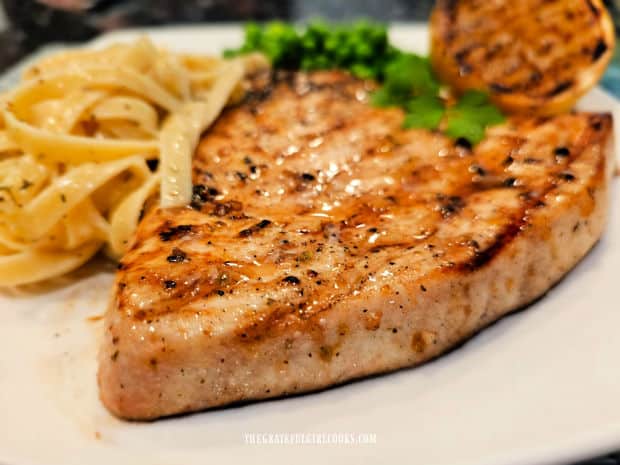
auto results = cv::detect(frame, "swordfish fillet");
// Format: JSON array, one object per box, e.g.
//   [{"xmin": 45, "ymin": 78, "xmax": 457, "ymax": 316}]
[{"xmin": 99, "ymin": 71, "xmax": 614, "ymax": 419}]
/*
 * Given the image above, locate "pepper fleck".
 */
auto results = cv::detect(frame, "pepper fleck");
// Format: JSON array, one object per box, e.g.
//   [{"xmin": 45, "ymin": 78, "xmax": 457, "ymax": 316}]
[
  {"xmin": 282, "ymin": 276, "xmax": 301, "ymax": 285},
  {"xmin": 191, "ymin": 184, "xmax": 219, "ymax": 210},
  {"xmin": 470, "ymin": 164, "xmax": 487, "ymax": 176},
  {"xmin": 558, "ymin": 171, "xmax": 576, "ymax": 182},
  {"xmin": 455, "ymin": 137, "xmax": 472, "ymax": 150},
  {"xmin": 503, "ymin": 177, "xmax": 517, "ymax": 187},
  {"xmin": 166, "ymin": 247, "xmax": 187, "ymax": 263},
  {"xmin": 146, "ymin": 159, "xmax": 159, "ymax": 171}
]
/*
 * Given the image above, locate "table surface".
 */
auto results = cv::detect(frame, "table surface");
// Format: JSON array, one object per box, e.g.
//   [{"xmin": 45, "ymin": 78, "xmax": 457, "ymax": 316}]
[{"xmin": 0, "ymin": 1, "xmax": 618, "ymax": 464}]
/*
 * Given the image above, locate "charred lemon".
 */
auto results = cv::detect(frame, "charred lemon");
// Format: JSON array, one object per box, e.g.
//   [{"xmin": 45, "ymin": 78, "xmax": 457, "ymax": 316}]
[{"xmin": 430, "ymin": 0, "xmax": 615, "ymax": 116}]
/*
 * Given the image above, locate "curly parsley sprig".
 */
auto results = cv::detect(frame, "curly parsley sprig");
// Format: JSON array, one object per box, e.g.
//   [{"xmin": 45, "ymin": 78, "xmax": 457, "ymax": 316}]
[{"xmin": 225, "ymin": 20, "xmax": 505, "ymax": 145}]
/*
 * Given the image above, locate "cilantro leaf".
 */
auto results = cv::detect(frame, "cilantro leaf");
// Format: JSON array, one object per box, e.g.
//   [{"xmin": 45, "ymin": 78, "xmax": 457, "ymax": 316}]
[
  {"xmin": 402, "ymin": 95, "xmax": 445, "ymax": 129},
  {"xmin": 445, "ymin": 115, "xmax": 486, "ymax": 144},
  {"xmin": 383, "ymin": 54, "xmax": 440, "ymax": 98},
  {"xmin": 474, "ymin": 105, "xmax": 505, "ymax": 126},
  {"xmin": 370, "ymin": 87, "xmax": 399, "ymax": 107},
  {"xmin": 445, "ymin": 90, "xmax": 505, "ymax": 144},
  {"xmin": 455, "ymin": 89, "xmax": 489, "ymax": 107}
]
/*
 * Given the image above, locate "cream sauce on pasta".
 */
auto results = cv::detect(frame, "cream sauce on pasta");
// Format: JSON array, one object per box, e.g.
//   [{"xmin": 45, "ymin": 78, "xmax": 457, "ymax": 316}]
[{"xmin": 0, "ymin": 37, "xmax": 261, "ymax": 286}]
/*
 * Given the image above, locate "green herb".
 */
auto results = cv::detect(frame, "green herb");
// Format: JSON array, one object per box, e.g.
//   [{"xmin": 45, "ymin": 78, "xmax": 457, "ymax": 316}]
[
  {"xmin": 383, "ymin": 54, "xmax": 439, "ymax": 97},
  {"xmin": 402, "ymin": 95, "xmax": 445, "ymax": 130},
  {"xmin": 225, "ymin": 19, "xmax": 390, "ymax": 80},
  {"xmin": 370, "ymin": 87, "xmax": 399, "ymax": 108},
  {"xmin": 369, "ymin": 53, "xmax": 503, "ymax": 142},
  {"xmin": 445, "ymin": 91, "xmax": 505, "ymax": 144},
  {"xmin": 226, "ymin": 20, "xmax": 505, "ymax": 145}
]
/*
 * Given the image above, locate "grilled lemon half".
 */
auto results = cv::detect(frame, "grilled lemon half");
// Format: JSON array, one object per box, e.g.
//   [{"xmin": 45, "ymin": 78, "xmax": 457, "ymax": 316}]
[{"xmin": 430, "ymin": 0, "xmax": 616, "ymax": 116}]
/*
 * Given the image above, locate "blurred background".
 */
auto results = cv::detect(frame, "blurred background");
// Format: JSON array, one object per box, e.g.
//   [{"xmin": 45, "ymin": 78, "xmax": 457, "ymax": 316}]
[
  {"xmin": 0, "ymin": 1, "xmax": 617, "ymax": 464},
  {"xmin": 0, "ymin": 0, "xmax": 428, "ymax": 70},
  {"xmin": 0, "ymin": 0, "xmax": 617, "ymax": 93}
]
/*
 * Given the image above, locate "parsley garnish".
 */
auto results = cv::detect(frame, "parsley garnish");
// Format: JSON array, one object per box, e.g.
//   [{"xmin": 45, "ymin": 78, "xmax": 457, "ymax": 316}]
[
  {"xmin": 374, "ymin": 53, "xmax": 505, "ymax": 144},
  {"xmin": 225, "ymin": 20, "xmax": 392, "ymax": 80},
  {"xmin": 403, "ymin": 95, "xmax": 445, "ymax": 130},
  {"xmin": 444, "ymin": 91, "xmax": 505, "ymax": 143}
]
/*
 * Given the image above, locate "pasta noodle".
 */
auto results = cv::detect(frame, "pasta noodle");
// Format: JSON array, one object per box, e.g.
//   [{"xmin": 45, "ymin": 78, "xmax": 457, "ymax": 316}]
[{"xmin": 0, "ymin": 37, "xmax": 265, "ymax": 286}]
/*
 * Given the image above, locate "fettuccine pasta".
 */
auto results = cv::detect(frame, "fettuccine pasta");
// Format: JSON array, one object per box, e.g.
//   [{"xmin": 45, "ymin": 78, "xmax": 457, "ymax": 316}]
[{"xmin": 0, "ymin": 37, "xmax": 266, "ymax": 286}]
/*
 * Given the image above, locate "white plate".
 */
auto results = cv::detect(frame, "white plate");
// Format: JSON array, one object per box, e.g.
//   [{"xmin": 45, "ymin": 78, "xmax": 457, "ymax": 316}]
[{"xmin": 1, "ymin": 24, "xmax": 619, "ymax": 465}]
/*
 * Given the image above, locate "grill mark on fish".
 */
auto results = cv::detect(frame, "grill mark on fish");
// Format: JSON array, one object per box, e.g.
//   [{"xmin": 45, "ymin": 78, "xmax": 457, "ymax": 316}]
[{"xmin": 239, "ymin": 219, "xmax": 272, "ymax": 237}]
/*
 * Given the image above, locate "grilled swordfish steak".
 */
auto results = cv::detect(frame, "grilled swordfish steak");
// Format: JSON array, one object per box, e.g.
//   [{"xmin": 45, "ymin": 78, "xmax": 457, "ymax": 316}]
[{"xmin": 99, "ymin": 71, "xmax": 614, "ymax": 420}]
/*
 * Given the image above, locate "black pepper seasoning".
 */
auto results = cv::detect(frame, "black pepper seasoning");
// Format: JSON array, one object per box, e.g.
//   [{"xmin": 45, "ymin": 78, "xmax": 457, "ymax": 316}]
[{"xmin": 166, "ymin": 248, "xmax": 188, "ymax": 263}]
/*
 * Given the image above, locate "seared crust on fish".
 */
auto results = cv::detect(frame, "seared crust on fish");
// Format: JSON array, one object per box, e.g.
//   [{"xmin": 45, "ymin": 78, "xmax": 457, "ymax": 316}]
[{"xmin": 99, "ymin": 71, "xmax": 614, "ymax": 419}]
